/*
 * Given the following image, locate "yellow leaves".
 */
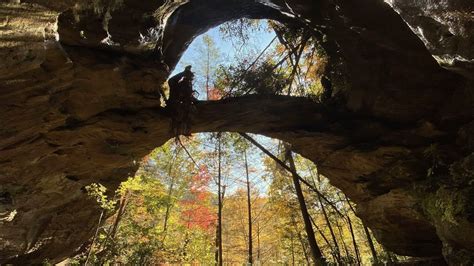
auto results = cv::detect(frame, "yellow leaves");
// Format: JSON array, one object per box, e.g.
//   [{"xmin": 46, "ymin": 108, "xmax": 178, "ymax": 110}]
[
  {"xmin": 84, "ymin": 183, "xmax": 116, "ymax": 211},
  {"xmin": 276, "ymin": 43, "xmax": 287, "ymax": 54}
]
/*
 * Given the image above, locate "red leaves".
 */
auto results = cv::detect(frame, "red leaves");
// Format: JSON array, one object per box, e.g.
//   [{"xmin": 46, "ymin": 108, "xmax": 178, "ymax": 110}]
[
  {"xmin": 180, "ymin": 200, "xmax": 216, "ymax": 231},
  {"xmin": 179, "ymin": 165, "xmax": 216, "ymax": 231},
  {"xmin": 208, "ymin": 87, "xmax": 223, "ymax": 100}
]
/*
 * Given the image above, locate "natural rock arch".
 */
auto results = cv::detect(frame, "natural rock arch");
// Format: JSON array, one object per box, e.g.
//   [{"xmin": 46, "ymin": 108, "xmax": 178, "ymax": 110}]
[{"xmin": 0, "ymin": 0, "xmax": 473, "ymax": 263}]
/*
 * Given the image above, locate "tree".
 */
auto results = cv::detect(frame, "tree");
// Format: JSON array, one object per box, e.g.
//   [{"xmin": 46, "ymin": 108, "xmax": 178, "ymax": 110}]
[
  {"xmin": 189, "ymin": 34, "xmax": 221, "ymax": 100},
  {"xmin": 216, "ymin": 134, "xmax": 224, "ymax": 266},
  {"xmin": 285, "ymin": 147, "xmax": 325, "ymax": 265},
  {"xmin": 215, "ymin": 59, "xmax": 288, "ymax": 97},
  {"xmin": 69, "ymin": 133, "xmax": 392, "ymax": 265},
  {"xmin": 244, "ymin": 146, "xmax": 253, "ymax": 264}
]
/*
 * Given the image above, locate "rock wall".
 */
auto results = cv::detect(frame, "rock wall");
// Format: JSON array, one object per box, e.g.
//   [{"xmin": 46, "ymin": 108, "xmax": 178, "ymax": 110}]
[
  {"xmin": 387, "ymin": 0, "xmax": 474, "ymax": 79},
  {"xmin": 0, "ymin": 0, "xmax": 473, "ymax": 263}
]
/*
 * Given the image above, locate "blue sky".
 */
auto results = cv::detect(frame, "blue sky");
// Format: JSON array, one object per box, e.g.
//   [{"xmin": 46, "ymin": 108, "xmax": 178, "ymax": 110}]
[
  {"xmin": 173, "ymin": 20, "xmax": 277, "ymax": 100},
  {"xmin": 175, "ymin": 21, "xmax": 276, "ymax": 71}
]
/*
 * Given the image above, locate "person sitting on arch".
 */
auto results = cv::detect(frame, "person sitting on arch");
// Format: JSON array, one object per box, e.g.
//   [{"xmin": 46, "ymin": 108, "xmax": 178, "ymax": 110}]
[
  {"xmin": 166, "ymin": 65, "xmax": 195, "ymax": 106},
  {"xmin": 166, "ymin": 65, "xmax": 196, "ymax": 136}
]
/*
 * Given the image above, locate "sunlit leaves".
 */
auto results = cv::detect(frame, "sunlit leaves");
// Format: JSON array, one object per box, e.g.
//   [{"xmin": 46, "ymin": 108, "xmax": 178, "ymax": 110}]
[{"xmin": 85, "ymin": 183, "xmax": 116, "ymax": 211}]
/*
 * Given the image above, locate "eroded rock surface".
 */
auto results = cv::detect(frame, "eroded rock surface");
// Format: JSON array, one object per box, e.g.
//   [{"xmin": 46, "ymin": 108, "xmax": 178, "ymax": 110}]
[
  {"xmin": 0, "ymin": 0, "xmax": 473, "ymax": 263},
  {"xmin": 386, "ymin": 0, "xmax": 474, "ymax": 79}
]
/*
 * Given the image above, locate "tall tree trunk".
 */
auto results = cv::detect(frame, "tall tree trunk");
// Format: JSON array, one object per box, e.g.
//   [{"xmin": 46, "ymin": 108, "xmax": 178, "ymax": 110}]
[
  {"xmin": 290, "ymin": 214, "xmax": 310, "ymax": 264},
  {"xmin": 346, "ymin": 215, "xmax": 361, "ymax": 265},
  {"xmin": 338, "ymin": 195, "xmax": 361, "ymax": 265},
  {"xmin": 206, "ymin": 42, "xmax": 210, "ymax": 100},
  {"xmin": 217, "ymin": 135, "xmax": 223, "ymax": 266},
  {"xmin": 310, "ymin": 215, "xmax": 338, "ymax": 263},
  {"xmin": 345, "ymin": 195, "xmax": 379, "ymax": 264},
  {"xmin": 318, "ymin": 192, "xmax": 342, "ymax": 264},
  {"xmin": 297, "ymin": 231, "xmax": 310, "ymax": 264},
  {"xmin": 335, "ymin": 217, "xmax": 350, "ymax": 261},
  {"xmin": 162, "ymin": 181, "xmax": 174, "ymax": 235},
  {"xmin": 257, "ymin": 221, "xmax": 261, "ymax": 263},
  {"xmin": 364, "ymin": 225, "xmax": 379, "ymax": 265},
  {"xmin": 244, "ymin": 148, "xmax": 253, "ymax": 265},
  {"xmin": 286, "ymin": 147, "xmax": 325, "ymax": 265},
  {"xmin": 215, "ymin": 221, "xmax": 219, "ymax": 265},
  {"xmin": 85, "ymin": 209, "xmax": 104, "ymax": 265},
  {"xmin": 240, "ymin": 133, "xmax": 340, "ymax": 215},
  {"xmin": 290, "ymin": 233, "xmax": 295, "ymax": 266},
  {"xmin": 98, "ymin": 190, "xmax": 130, "ymax": 258},
  {"xmin": 110, "ymin": 191, "xmax": 129, "ymax": 239},
  {"xmin": 241, "ymin": 133, "xmax": 326, "ymax": 265},
  {"xmin": 162, "ymin": 148, "xmax": 180, "ymax": 237}
]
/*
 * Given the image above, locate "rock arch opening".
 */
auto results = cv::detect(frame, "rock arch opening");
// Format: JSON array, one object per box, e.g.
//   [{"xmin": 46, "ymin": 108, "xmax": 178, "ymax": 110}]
[
  {"xmin": 0, "ymin": 0, "xmax": 473, "ymax": 264},
  {"xmin": 77, "ymin": 131, "xmax": 381, "ymax": 265}
]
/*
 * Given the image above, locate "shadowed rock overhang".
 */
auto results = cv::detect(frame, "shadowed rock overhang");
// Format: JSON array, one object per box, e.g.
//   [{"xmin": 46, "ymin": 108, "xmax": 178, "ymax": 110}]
[{"xmin": 0, "ymin": 0, "xmax": 473, "ymax": 263}]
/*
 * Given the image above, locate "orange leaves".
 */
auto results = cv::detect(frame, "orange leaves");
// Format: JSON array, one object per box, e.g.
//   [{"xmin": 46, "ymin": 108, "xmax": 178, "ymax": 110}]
[
  {"xmin": 189, "ymin": 165, "xmax": 212, "ymax": 192},
  {"xmin": 180, "ymin": 201, "xmax": 216, "ymax": 231},
  {"xmin": 208, "ymin": 87, "xmax": 223, "ymax": 100},
  {"xmin": 179, "ymin": 164, "xmax": 216, "ymax": 232}
]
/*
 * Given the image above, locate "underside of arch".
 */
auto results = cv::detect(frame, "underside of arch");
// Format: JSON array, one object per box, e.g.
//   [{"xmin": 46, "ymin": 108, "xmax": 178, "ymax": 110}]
[{"xmin": 0, "ymin": 0, "xmax": 473, "ymax": 263}]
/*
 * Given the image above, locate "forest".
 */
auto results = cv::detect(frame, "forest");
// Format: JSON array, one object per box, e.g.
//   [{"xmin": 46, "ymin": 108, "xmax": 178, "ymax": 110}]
[
  {"xmin": 1, "ymin": 0, "xmax": 473, "ymax": 265},
  {"xmin": 71, "ymin": 133, "xmax": 399, "ymax": 265}
]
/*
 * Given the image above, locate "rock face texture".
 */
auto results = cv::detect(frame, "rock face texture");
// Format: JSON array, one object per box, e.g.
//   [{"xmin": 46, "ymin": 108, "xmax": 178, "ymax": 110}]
[
  {"xmin": 0, "ymin": 0, "xmax": 473, "ymax": 264},
  {"xmin": 387, "ymin": 0, "xmax": 474, "ymax": 79}
]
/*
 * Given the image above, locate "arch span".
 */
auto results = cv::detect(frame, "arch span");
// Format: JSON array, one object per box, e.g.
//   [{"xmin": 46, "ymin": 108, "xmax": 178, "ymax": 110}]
[{"xmin": 1, "ymin": 0, "xmax": 473, "ymax": 263}]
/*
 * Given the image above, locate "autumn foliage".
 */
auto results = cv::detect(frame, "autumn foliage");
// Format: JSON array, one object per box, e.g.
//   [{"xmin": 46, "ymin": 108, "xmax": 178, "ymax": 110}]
[{"xmin": 180, "ymin": 166, "xmax": 216, "ymax": 231}]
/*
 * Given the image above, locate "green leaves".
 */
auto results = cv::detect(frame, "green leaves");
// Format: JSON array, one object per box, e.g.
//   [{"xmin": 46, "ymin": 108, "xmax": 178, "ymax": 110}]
[
  {"xmin": 215, "ymin": 59, "xmax": 288, "ymax": 97},
  {"xmin": 85, "ymin": 183, "xmax": 116, "ymax": 211}
]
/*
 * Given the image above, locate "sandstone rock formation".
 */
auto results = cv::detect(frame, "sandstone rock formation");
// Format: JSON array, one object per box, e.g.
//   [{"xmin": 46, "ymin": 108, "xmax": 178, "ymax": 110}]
[
  {"xmin": 387, "ymin": 0, "xmax": 474, "ymax": 79},
  {"xmin": 0, "ymin": 0, "xmax": 473, "ymax": 263}
]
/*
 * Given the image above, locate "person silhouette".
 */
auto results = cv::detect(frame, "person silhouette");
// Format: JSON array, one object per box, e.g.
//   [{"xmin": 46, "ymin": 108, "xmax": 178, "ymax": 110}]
[{"xmin": 167, "ymin": 65, "xmax": 194, "ymax": 106}]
